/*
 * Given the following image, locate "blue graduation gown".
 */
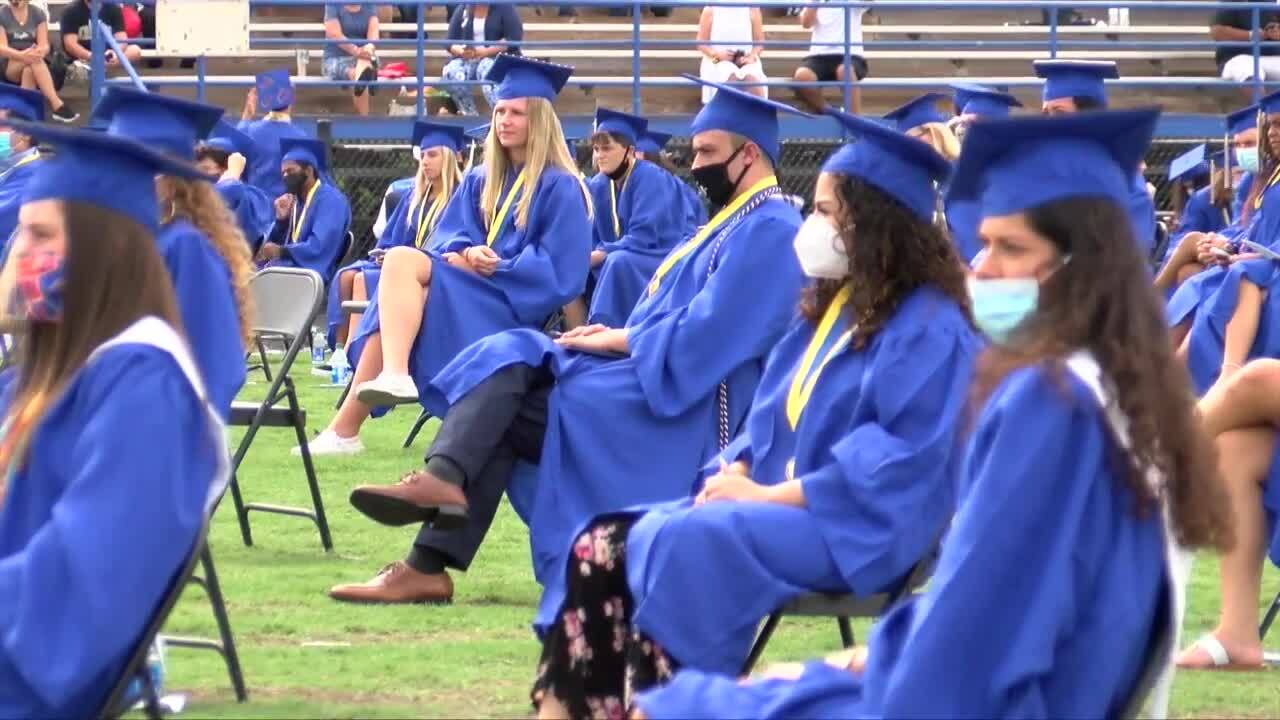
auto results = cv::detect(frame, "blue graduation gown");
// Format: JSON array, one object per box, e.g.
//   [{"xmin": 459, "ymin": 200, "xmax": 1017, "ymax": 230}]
[
  {"xmin": 0, "ymin": 345, "xmax": 220, "ymax": 718},
  {"xmin": 265, "ymin": 181, "xmax": 352, "ymax": 282},
  {"xmin": 614, "ymin": 287, "xmax": 978, "ymax": 675},
  {"xmin": 0, "ymin": 150, "xmax": 39, "ymax": 253},
  {"xmin": 422, "ymin": 190, "xmax": 804, "ymax": 625},
  {"xmin": 216, "ymin": 178, "xmax": 274, "ymax": 254},
  {"xmin": 157, "ymin": 219, "xmax": 246, "ymax": 419},
  {"xmin": 372, "ymin": 176, "xmax": 415, "ymax": 242},
  {"xmin": 236, "ymin": 118, "xmax": 308, "ymax": 199},
  {"xmin": 1233, "ymin": 172, "xmax": 1255, "ymax": 221},
  {"xmin": 944, "ymin": 196, "xmax": 982, "ymax": 264},
  {"xmin": 637, "ymin": 364, "xmax": 1168, "ymax": 719},
  {"xmin": 1129, "ymin": 172, "xmax": 1157, "ymax": 258},
  {"xmin": 1172, "ymin": 186, "xmax": 1228, "ymax": 244},
  {"xmin": 347, "ymin": 166, "xmax": 591, "ymax": 398},
  {"xmin": 587, "ymin": 161, "xmax": 692, "ymax": 328}
]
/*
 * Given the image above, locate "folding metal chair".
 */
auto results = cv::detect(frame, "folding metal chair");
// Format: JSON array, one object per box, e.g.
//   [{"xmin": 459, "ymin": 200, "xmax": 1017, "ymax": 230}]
[
  {"xmin": 163, "ymin": 545, "xmax": 249, "ymax": 703},
  {"xmin": 1260, "ymin": 589, "xmax": 1280, "ymax": 640},
  {"xmin": 1117, "ymin": 582, "xmax": 1175, "ymax": 719},
  {"xmin": 741, "ymin": 539, "xmax": 941, "ymax": 674},
  {"xmin": 226, "ymin": 267, "xmax": 334, "ymax": 551}
]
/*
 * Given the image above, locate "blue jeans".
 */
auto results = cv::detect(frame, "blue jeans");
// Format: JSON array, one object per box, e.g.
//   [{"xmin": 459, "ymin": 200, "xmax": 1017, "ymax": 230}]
[{"xmin": 441, "ymin": 56, "xmax": 498, "ymax": 116}]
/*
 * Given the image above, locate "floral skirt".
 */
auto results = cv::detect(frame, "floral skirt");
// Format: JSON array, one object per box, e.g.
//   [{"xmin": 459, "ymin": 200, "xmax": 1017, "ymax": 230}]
[{"xmin": 531, "ymin": 516, "xmax": 680, "ymax": 720}]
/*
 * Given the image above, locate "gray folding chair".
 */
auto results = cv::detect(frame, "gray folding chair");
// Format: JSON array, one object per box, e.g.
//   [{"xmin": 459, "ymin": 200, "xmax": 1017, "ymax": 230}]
[
  {"xmin": 1117, "ymin": 580, "xmax": 1175, "ymax": 719},
  {"xmin": 164, "ymin": 545, "xmax": 248, "ymax": 704},
  {"xmin": 226, "ymin": 267, "xmax": 333, "ymax": 551}
]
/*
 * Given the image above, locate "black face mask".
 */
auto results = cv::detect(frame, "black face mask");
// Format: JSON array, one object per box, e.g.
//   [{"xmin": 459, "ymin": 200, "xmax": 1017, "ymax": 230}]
[
  {"xmin": 691, "ymin": 144, "xmax": 748, "ymax": 210},
  {"xmin": 283, "ymin": 170, "xmax": 308, "ymax": 195},
  {"xmin": 605, "ymin": 153, "xmax": 632, "ymax": 182}
]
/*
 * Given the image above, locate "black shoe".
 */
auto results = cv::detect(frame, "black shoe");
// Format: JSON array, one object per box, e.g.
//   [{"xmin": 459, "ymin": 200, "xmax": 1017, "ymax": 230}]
[{"xmin": 51, "ymin": 104, "xmax": 78, "ymax": 123}]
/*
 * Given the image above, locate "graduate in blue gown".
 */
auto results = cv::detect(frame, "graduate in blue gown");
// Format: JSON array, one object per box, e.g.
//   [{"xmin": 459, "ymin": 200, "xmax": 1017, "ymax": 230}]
[
  {"xmin": 527, "ymin": 108, "xmax": 978, "ymax": 718},
  {"xmin": 584, "ymin": 108, "xmax": 692, "ymax": 328},
  {"xmin": 199, "ymin": 120, "xmax": 275, "ymax": 254},
  {"xmin": 0, "ymin": 123, "xmax": 230, "ymax": 719},
  {"xmin": 944, "ymin": 83, "xmax": 1020, "ymax": 265},
  {"xmin": 0, "ymin": 88, "xmax": 44, "ymax": 256},
  {"xmin": 326, "ymin": 76, "xmax": 807, "ymax": 607},
  {"xmin": 1034, "ymin": 59, "xmax": 1157, "ymax": 258},
  {"xmin": 259, "ymin": 137, "xmax": 352, "ymax": 282},
  {"xmin": 324, "ymin": 121, "xmax": 466, "ymax": 352},
  {"xmin": 1169, "ymin": 146, "xmax": 1228, "ymax": 244},
  {"xmin": 635, "ymin": 128, "xmax": 707, "ymax": 230},
  {"xmin": 237, "ymin": 69, "xmax": 309, "ymax": 200},
  {"xmin": 93, "ymin": 87, "xmax": 252, "ymax": 420},
  {"xmin": 637, "ymin": 107, "xmax": 1236, "ymax": 720}
]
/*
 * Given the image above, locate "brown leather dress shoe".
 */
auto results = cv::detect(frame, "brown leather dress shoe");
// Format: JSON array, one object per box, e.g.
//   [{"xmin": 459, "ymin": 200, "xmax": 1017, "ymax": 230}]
[
  {"xmin": 348, "ymin": 470, "xmax": 469, "ymax": 530},
  {"xmin": 328, "ymin": 562, "xmax": 454, "ymax": 604}
]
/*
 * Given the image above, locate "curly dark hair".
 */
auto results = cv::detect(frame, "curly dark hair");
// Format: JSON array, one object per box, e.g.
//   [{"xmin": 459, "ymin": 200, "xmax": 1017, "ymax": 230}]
[
  {"xmin": 799, "ymin": 174, "xmax": 971, "ymax": 349},
  {"xmin": 970, "ymin": 196, "xmax": 1233, "ymax": 552}
]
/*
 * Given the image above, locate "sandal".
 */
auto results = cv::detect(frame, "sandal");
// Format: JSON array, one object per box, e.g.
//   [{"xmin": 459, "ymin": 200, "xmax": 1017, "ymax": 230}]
[{"xmin": 1175, "ymin": 634, "xmax": 1265, "ymax": 671}]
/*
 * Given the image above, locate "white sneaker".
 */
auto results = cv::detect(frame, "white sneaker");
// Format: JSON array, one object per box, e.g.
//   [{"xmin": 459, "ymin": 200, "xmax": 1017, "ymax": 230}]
[
  {"xmin": 293, "ymin": 429, "xmax": 364, "ymax": 457},
  {"xmin": 355, "ymin": 373, "xmax": 419, "ymax": 407}
]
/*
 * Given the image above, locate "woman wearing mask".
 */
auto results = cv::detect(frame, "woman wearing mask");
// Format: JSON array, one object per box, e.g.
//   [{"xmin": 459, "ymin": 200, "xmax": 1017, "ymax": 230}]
[
  {"xmin": 530, "ymin": 110, "xmax": 978, "ymax": 720},
  {"xmin": 321, "ymin": 120, "xmax": 465, "ymax": 368},
  {"xmin": 632, "ymin": 108, "xmax": 1233, "ymax": 720},
  {"xmin": 0, "ymin": 123, "xmax": 228, "ymax": 718},
  {"xmin": 0, "ymin": 86, "xmax": 45, "ymax": 252}
]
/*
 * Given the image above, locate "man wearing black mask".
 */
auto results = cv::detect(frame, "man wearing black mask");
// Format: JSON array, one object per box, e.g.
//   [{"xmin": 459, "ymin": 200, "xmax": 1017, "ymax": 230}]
[{"xmin": 257, "ymin": 137, "xmax": 352, "ymax": 283}]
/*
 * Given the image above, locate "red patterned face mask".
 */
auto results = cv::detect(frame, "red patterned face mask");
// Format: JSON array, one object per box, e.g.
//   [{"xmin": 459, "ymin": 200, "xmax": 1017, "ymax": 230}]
[{"xmin": 12, "ymin": 250, "xmax": 65, "ymax": 322}]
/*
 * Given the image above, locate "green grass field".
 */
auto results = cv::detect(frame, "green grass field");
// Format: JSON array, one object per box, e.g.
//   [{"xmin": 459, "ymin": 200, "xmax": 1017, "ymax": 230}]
[{"xmin": 151, "ymin": 371, "xmax": 1280, "ymax": 718}]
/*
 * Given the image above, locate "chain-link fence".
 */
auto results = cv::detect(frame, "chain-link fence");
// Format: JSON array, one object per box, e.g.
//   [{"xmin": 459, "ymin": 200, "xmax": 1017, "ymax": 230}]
[{"xmin": 326, "ymin": 136, "xmax": 1220, "ymax": 248}]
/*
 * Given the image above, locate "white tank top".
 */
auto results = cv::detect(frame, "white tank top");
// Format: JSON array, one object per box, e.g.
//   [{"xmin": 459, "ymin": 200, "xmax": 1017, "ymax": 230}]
[{"xmin": 708, "ymin": 5, "xmax": 754, "ymax": 53}]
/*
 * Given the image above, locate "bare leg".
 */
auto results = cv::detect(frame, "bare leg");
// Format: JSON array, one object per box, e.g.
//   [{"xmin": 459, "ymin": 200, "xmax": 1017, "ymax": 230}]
[
  {"xmin": 1176, "ymin": 427, "xmax": 1271, "ymax": 667},
  {"xmin": 1171, "ymin": 320, "xmax": 1192, "ymax": 353},
  {"xmin": 740, "ymin": 72, "xmax": 767, "ymax": 99},
  {"xmin": 348, "ymin": 65, "xmax": 370, "ymax": 116},
  {"xmin": 27, "ymin": 60, "xmax": 64, "ymax": 110},
  {"xmin": 561, "ymin": 297, "xmax": 587, "ymax": 330},
  {"xmin": 1199, "ymin": 359, "xmax": 1280, "ymax": 437},
  {"xmin": 834, "ymin": 62, "xmax": 859, "ymax": 115},
  {"xmin": 376, "ymin": 246, "xmax": 433, "ymax": 376},
  {"xmin": 3, "ymin": 61, "xmax": 23, "ymax": 86},
  {"xmin": 332, "ymin": 268, "xmax": 356, "ymax": 346},
  {"xmin": 328, "ymin": 331, "xmax": 382, "ymax": 438},
  {"xmin": 342, "ymin": 270, "xmax": 368, "ymax": 346},
  {"xmin": 1154, "ymin": 231, "xmax": 1207, "ymax": 293},
  {"xmin": 1220, "ymin": 280, "xmax": 1265, "ymax": 374},
  {"xmin": 17, "ymin": 64, "xmax": 33, "ymax": 90},
  {"xmin": 536, "ymin": 692, "xmax": 569, "ymax": 720},
  {"xmin": 791, "ymin": 66, "xmax": 824, "ymax": 113}
]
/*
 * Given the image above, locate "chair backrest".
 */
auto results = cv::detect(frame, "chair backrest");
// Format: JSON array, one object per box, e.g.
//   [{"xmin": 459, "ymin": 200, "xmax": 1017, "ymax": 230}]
[
  {"xmin": 1117, "ymin": 579, "xmax": 1175, "ymax": 719},
  {"xmin": 334, "ymin": 230, "xmax": 359, "ymax": 274},
  {"xmin": 249, "ymin": 267, "xmax": 325, "ymax": 339},
  {"xmin": 98, "ymin": 523, "xmax": 210, "ymax": 719}
]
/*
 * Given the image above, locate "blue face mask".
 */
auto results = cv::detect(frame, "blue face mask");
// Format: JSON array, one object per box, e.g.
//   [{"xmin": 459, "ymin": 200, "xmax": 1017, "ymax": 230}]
[
  {"xmin": 968, "ymin": 276, "xmax": 1040, "ymax": 344},
  {"xmin": 0, "ymin": 132, "xmax": 14, "ymax": 162},
  {"xmin": 1237, "ymin": 145, "xmax": 1259, "ymax": 174}
]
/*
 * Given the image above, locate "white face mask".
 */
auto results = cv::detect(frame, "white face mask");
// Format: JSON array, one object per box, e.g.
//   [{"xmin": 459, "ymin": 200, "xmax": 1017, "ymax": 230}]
[{"xmin": 792, "ymin": 215, "xmax": 849, "ymax": 279}]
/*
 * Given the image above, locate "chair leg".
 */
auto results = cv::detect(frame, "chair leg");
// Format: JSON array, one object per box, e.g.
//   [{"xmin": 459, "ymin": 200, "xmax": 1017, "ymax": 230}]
[
  {"xmin": 286, "ymin": 378, "xmax": 333, "ymax": 551},
  {"xmin": 402, "ymin": 408, "xmax": 432, "ymax": 449},
  {"xmin": 1260, "ymin": 590, "xmax": 1280, "ymax": 640},
  {"xmin": 226, "ymin": 472, "xmax": 254, "ymax": 548},
  {"xmin": 200, "ymin": 546, "xmax": 249, "ymax": 702},
  {"xmin": 741, "ymin": 612, "xmax": 783, "ymax": 675},
  {"xmin": 255, "ymin": 337, "xmax": 273, "ymax": 382},
  {"xmin": 837, "ymin": 617, "xmax": 855, "ymax": 648}
]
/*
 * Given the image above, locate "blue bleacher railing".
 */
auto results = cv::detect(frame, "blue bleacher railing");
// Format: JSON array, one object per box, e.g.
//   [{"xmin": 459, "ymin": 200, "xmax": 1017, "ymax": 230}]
[{"xmin": 90, "ymin": 0, "xmax": 1280, "ymax": 123}]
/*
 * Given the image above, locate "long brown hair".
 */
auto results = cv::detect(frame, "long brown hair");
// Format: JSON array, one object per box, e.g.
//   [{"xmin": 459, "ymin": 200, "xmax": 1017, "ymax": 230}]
[
  {"xmin": 0, "ymin": 201, "xmax": 182, "ymax": 478},
  {"xmin": 157, "ymin": 175, "xmax": 255, "ymax": 346},
  {"xmin": 800, "ymin": 174, "xmax": 971, "ymax": 348},
  {"xmin": 970, "ymin": 196, "xmax": 1233, "ymax": 551}
]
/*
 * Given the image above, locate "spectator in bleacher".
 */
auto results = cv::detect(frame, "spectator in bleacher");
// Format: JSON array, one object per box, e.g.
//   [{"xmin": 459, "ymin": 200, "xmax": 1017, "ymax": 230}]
[
  {"xmin": 791, "ymin": 0, "xmax": 867, "ymax": 114},
  {"xmin": 943, "ymin": 83, "xmax": 1021, "ymax": 264},
  {"xmin": 324, "ymin": 3, "xmax": 381, "ymax": 117},
  {"xmin": 439, "ymin": 3, "xmax": 523, "ymax": 117},
  {"xmin": 0, "ymin": 87, "xmax": 41, "ymax": 254},
  {"xmin": 697, "ymin": 3, "xmax": 768, "ymax": 101},
  {"xmin": 884, "ymin": 93, "xmax": 959, "ymax": 162},
  {"xmin": 238, "ymin": 69, "xmax": 309, "ymax": 200},
  {"xmin": 531, "ymin": 108, "xmax": 973, "ymax": 719},
  {"xmin": 1211, "ymin": 1, "xmax": 1280, "ymax": 86},
  {"xmin": 57, "ymin": 0, "xmax": 143, "ymax": 77},
  {"xmin": 198, "ymin": 120, "xmax": 275, "ymax": 256},
  {"xmin": 0, "ymin": 0, "xmax": 73, "ymax": 122},
  {"xmin": 0, "ymin": 123, "xmax": 229, "ymax": 720},
  {"xmin": 581, "ymin": 108, "xmax": 693, "ymax": 329},
  {"xmin": 258, "ymin": 137, "xmax": 353, "ymax": 283},
  {"xmin": 1034, "ymin": 59, "xmax": 1156, "ymax": 260}
]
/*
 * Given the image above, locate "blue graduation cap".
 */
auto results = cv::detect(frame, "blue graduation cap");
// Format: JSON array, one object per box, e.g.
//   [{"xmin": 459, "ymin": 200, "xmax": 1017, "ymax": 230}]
[
  {"xmin": 883, "ymin": 93, "xmax": 949, "ymax": 133},
  {"xmin": 1227, "ymin": 104, "xmax": 1260, "ymax": 137},
  {"xmin": 256, "ymin": 68, "xmax": 295, "ymax": 113},
  {"xmin": 412, "ymin": 120, "xmax": 466, "ymax": 154},
  {"xmin": 94, "ymin": 87, "xmax": 223, "ymax": 160},
  {"xmin": 565, "ymin": 131, "xmax": 581, "ymax": 158},
  {"xmin": 1033, "ymin": 59, "xmax": 1118, "ymax": 107},
  {"xmin": 823, "ymin": 108, "xmax": 952, "ymax": 222},
  {"xmin": 280, "ymin": 137, "xmax": 328, "ymax": 174},
  {"xmin": 485, "ymin": 55, "xmax": 573, "ymax": 102},
  {"xmin": 950, "ymin": 83, "xmax": 1021, "ymax": 118},
  {"xmin": 204, "ymin": 119, "xmax": 255, "ymax": 160},
  {"xmin": 948, "ymin": 108, "xmax": 1159, "ymax": 223},
  {"xmin": 1169, "ymin": 144, "xmax": 1208, "ymax": 182},
  {"xmin": 1262, "ymin": 89, "xmax": 1280, "ymax": 115},
  {"xmin": 465, "ymin": 122, "xmax": 490, "ymax": 143},
  {"xmin": 637, "ymin": 129, "xmax": 673, "ymax": 156},
  {"xmin": 683, "ymin": 74, "xmax": 810, "ymax": 164},
  {"xmin": 594, "ymin": 107, "xmax": 648, "ymax": 146},
  {"xmin": 1210, "ymin": 149, "xmax": 1227, "ymax": 168},
  {"xmin": 9, "ymin": 120, "xmax": 207, "ymax": 234},
  {"xmin": 0, "ymin": 85, "xmax": 43, "ymax": 122}
]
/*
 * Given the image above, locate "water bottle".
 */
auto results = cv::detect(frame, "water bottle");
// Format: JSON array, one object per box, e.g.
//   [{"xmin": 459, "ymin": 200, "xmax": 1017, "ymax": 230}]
[
  {"xmin": 122, "ymin": 639, "xmax": 166, "ymax": 708},
  {"xmin": 330, "ymin": 345, "xmax": 349, "ymax": 386},
  {"xmin": 310, "ymin": 330, "xmax": 325, "ymax": 365}
]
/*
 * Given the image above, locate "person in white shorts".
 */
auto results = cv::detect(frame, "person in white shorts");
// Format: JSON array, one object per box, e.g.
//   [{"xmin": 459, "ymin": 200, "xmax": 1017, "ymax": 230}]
[{"xmin": 696, "ymin": 4, "xmax": 767, "ymax": 102}]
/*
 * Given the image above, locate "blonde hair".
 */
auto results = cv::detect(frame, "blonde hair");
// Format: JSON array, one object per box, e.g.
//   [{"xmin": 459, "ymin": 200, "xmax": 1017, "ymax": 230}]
[
  {"xmin": 157, "ymin": 176, "xmax": 256, "ymax": 346},
  {"xmin": 914, "ymin": 122, "xmax": 961, "ymax": 162},
  {"xmin": 409, "ymin": 146, "xmax": 463, "ymax": 227},
  {"xmin": 481, "ymin": 97, "xmax": 592, "ymax": 229}
]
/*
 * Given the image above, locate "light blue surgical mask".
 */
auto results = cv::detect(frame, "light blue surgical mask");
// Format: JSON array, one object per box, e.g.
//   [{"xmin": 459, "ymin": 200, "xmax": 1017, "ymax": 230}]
[
  {"xmin": 967, "ymin": 276, "xmax": 1040, "ymax": 344},
  {"xmin": 1236, "ymin": 145, "xmax": 1259, "ymax": 174},
  {"xmin": 0, "ymin": 132, "xmax": 14, "ymax": 162}
]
